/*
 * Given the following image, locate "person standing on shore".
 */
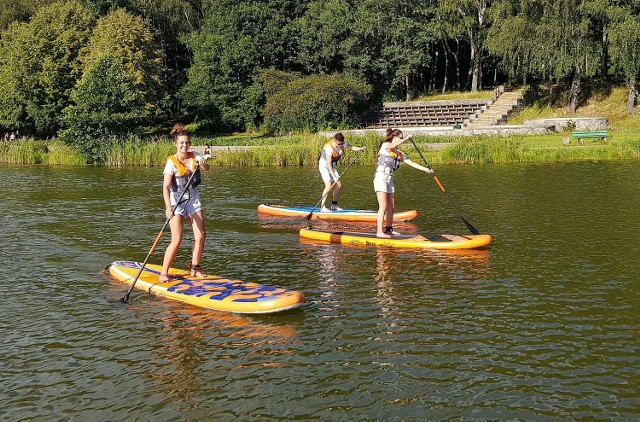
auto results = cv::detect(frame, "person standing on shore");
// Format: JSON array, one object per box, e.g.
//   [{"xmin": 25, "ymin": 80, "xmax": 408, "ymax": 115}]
[
  {"xmin": 160, "ymin": 124, "xmax": 211, "ymax": 282},
  {"xmin": 318, "ymin": 132, "xmax": 366, "ymax": 212},
  {"xmin": 374, "ymin": 128, "xmax": 433, "ymax": 238}
]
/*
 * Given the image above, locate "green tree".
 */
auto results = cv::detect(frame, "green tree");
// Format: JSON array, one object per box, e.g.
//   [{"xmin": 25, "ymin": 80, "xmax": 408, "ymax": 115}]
[
  {"xmin": 60, "ymin": 55, "xmax": 149, "ymax": 163},
  {"xmin": 181, "ymin": 30, "xmax": 259, "ymax": 130},
  {"xmin": 0, "ymin": 0, "xmax": 94, "ymax": 135},
  {"xmin": 81, "ymin": 9, "xmax": 164, "ymax": 105},
  {"xmin": 341, "ymin": 0, "xmax": 436, "ymax": 100},
  {"xmin": 607, "ymin": 7, "xmax": 640, "ymax": 112},
  {"xmin": 436, "ymin": 0, "xmax": 493, "ymax": 92},
  {"xmin": 0, "ymin": 0, "xmax": 51, "ymax": 31},
  {"xmin": 262, "ymin": 73, "xmax": 371, "ymax": 134},
  {"xmin": 294, "ymin": 0, "xmax": 352, "ymax": 74}
]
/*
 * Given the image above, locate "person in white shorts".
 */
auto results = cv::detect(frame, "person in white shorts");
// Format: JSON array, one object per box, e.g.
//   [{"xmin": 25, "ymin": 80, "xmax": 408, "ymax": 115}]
[
  {"xmin": 374, "ymin": 128, "xmax": 433, "ymax": 238},
  {"xmin": 318, "ymin": 132, "xmax": 365, "ymax": 212},
  {"xmin": 160, "ymin": 124, "xmax": 211, "ymax": 282}
]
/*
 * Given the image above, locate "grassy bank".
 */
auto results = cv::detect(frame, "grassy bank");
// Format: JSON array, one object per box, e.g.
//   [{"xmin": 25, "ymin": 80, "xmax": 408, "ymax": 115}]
[
  {"xmin": 2, "ymin": 86, "xmax": 638, "ymax": 167},
  {"xmin": 3, "ymin": 132, "xmax": 639, "ymax": 167}
]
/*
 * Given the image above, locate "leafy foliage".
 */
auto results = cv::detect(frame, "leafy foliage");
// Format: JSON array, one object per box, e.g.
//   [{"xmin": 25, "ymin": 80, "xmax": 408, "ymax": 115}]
[
  {"xmin": 0, "ymin": 0, "xmax": 94, "ymax": 135},
  {"xmin": 81, "ymin": 8, "xmax": 164, "ymax": 104},
  {"xmin": 60, "ymin": 55, "xmax": 149, "ymax": 163},
  {"xmin": 262, "ymin": 73, "xmax": 372, "ymax": 134}
]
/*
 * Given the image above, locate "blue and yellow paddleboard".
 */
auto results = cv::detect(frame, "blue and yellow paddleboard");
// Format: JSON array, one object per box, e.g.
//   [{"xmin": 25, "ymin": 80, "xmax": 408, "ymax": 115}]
[
  {"xmin": 258, "ymin": 203, "xmax": 418, "ymax": 222},
  {"xmin": 108, "ymin": 261, "xmax": 304, "ymax": 314}
]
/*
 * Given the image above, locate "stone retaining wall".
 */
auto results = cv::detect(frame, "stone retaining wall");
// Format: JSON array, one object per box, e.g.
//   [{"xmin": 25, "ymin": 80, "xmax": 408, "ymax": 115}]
[
  {"xmin": 523, "ymin": 117, "xmax": 608, "ymax": 131},
  {"xmin": 322, "ymin": 124, "xmax": 554, "ymax": 138}
]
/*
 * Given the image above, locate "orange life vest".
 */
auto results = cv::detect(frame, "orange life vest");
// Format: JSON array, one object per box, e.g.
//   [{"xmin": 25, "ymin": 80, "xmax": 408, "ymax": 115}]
[
  {"xmin": 168, "ymin": 152, "xmax": 201, "ymax": 192},
  {"xmin": 322, "ymin": 140, "xmax": 344, "ymax": 164}
]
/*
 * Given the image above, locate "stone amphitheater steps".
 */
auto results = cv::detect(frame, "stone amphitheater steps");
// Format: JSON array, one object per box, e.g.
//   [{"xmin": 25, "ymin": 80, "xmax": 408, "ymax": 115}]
[
  {"xmin": 361, "ymin": 99, "xmax": 491, "ymax": 129},
  {"xmin": 464, "ymin": 90, "xmax": 526, "ymax": 127}
]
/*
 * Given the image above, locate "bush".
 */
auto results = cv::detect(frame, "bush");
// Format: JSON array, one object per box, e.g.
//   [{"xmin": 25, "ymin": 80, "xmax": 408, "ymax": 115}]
[
  {"xmin": 262, "ymin": 73, "xmax": 371, "ymax": 134},
  {"xmin": 60, "ymin": 55, "xmax": 150, "ymax": 163}
]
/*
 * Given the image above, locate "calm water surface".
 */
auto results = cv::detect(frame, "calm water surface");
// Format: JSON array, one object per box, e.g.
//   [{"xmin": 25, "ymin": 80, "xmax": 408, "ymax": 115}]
[{"xmin": 1, "ymin": 161, "xmax": 639, "ymax": 420}]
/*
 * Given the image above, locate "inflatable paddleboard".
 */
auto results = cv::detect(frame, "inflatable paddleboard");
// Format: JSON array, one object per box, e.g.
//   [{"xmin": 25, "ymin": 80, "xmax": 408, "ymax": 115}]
[
  {"xmin": 299, "ymin": 228, "xmax": 492, "ymax": 250},
  {"xmin": 108, "ymin": 261, "xmax": 304, "ymax": 314},
  {"xmin": 258, "ymin": 204, "xmax": 418, "ymax": 222}
]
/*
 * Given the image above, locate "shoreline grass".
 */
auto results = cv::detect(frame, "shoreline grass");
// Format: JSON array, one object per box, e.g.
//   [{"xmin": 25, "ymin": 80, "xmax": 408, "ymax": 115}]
[
  {"xmin": 2, "ymin": 133, "xmax": 639, "ymax": 167},
  {"xmin": 2, "ymin": 86, "xmax": 638, "ymax": 167}
]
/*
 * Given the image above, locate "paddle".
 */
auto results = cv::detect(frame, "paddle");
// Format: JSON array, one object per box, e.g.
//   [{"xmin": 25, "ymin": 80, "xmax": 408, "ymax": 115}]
[
  {"xmin": 408, "ymin": 138, "xmax": 481, "ymax": 235},
  {"xmin": 121, "ymin": 163, "xmax": 201, "ymax": 303},
  {"xmin": 305, "ymin": 149, "xmax": 365, "ymax": 222}
]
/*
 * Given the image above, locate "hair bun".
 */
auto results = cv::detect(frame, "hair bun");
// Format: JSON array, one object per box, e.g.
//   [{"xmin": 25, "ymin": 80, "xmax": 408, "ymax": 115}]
[{"xmin": 170, "ymin": 123, "xmax": 189, "ymax": 137}]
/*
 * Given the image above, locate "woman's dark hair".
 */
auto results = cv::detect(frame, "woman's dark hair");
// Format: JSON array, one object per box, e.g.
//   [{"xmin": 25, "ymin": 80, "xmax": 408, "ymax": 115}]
[
  {"xmin": 334, "ymin": 132, "xmax": 345, "ymax": 143},
  {"xmin": 384, "ymin": 128, "xmax": 403, "ymax": 143},
  {"xmin": 170, "ymin": 123, "xmax": 190, "ymax": 140}
]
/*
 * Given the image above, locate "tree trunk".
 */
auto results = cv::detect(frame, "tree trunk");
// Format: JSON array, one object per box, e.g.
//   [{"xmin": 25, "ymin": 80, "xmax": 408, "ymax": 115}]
[
  {"xmin": 453, "ymin": 39, "xmax": 461, "ymax": 90},
  {"xmin": 469, "ymin": 31, "xmax": 480, "ymax": 92},
  {"xmin": 405, "ymin": 73, "xmax": 410, "ymax": 101},
  {"xmin": 569, "ymin": 73, "xmax": 581, "ymax": 114},
  {"xmin": 441, "ymin": 41, "xmax": 449, "ymax": 94},
  {"xmin": 429, "ymin": 46, "xmax": 437, "ymax": 92},
  {"xmin": 627, "ymin": 76, "xmax": 637, "ymax": 114}
]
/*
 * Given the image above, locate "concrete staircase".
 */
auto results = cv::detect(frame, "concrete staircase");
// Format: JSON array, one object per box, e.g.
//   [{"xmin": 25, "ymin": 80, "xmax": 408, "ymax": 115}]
[{"xmin": 464, "ymin": 88, "xmax": 528, "ymax": 127}]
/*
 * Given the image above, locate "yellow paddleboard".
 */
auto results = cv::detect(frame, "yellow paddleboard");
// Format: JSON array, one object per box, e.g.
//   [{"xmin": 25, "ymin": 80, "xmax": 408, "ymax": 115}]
[
  {"xmin": 108, "ymin": 261, "xmax": 304, "ymax": 314},
  {"xmin": 299, "ymin": 228, "xmax": 492, "ymax": 250}
]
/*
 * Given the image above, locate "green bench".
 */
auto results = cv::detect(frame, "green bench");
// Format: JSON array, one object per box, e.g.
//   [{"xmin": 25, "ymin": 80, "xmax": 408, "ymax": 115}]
[{"xmin": 571, "ymin": 130, "xmax": 608, "ymax": 144}]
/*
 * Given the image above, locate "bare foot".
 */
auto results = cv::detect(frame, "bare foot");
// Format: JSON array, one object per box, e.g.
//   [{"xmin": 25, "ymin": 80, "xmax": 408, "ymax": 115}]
[{"xmin": 376, "ymin": 232, "xmax": 391, "ymax": 238}]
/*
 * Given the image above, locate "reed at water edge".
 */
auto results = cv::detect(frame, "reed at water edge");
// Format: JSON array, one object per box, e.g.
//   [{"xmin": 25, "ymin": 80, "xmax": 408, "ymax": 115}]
[{"xmin": 2, "ymin": 132, "xmax": 640, "ymax": 166}]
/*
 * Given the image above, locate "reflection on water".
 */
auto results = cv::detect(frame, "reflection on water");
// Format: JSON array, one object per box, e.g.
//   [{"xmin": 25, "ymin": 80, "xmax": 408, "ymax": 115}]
[{"xmin": 2, "ymin": 162, "xmax": 640, "ymax": 420}]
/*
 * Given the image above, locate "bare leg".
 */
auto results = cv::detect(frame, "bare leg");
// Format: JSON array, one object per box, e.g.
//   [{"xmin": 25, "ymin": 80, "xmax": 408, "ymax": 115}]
[
  {"xmin": 331, "ymin": 180, "xmax": 342, "ymax": 210},
  {"xmin": 321, "ymin": 180, "xmax": 332, "ymax": 212},
  {"xmin": 190, "ymin": 211, "xmax": 206, "ymax": 267},
  {"xmin": 161, "ymin": 215, "xmax": 184, "ymax": 277},
  {"xmin": 386, "ymin": 193, "xmax": 395, "ymax": 230},
  {"xmin": 376, "ymin": 191, "xmax": 391, "ymax": 238}
]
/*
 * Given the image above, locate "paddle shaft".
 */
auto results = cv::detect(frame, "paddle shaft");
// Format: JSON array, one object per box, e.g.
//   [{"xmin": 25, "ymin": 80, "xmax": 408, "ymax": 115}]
[
  {"xmin": 408, "ymin": 138, "xmax": 480, "ymax": 235},
  {"xmin": 121, "ymin": 163, "xmax": 201, "ymax": 302},
  {"xmin": 305, "ymin": 150, "xmax": 364, "ymax": 221}
]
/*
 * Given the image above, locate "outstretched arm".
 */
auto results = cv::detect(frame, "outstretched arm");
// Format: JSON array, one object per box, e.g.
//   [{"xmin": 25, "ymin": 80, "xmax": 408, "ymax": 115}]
[{"xmin": 404, "ymin": 158, "xmax": 434, "ymax": 174}]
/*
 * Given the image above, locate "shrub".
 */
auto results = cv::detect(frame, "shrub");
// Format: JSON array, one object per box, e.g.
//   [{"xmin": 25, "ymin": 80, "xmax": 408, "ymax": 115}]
[{"xmin": 262, "ymin": 73, "xmax": 371, "ymax": 134}]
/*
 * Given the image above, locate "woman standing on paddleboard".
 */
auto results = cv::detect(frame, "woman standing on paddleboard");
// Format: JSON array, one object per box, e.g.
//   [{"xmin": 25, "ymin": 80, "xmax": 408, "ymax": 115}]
[
  {"xmin": 318, "ymin": 132, "xmax": 365, "ymax": 212},
  {"xmin": 374, "ymin": 128, "xmax": 433, "ymax": 238},
  {"xmin": 160, "ymin": 124, "xmax": 211, "ymax": 282}
]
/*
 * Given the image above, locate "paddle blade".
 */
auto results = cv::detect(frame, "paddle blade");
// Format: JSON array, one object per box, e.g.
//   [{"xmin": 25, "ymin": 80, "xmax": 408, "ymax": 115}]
[{"xmin": 462, "ymin": 217, "xmax": 480, "ymax": 235}]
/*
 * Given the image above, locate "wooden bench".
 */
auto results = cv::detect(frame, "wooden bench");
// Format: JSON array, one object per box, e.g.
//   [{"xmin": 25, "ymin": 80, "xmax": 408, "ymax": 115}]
[{"xmin": 571, "ymin": 130, "xmax": 608, "ymax": 144}]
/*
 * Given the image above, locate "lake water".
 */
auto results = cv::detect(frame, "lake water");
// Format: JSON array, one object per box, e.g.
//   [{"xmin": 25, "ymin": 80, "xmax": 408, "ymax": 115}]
[{"xmin": 1, "ymin": 161, "xmax": 639, "ymax": 420}]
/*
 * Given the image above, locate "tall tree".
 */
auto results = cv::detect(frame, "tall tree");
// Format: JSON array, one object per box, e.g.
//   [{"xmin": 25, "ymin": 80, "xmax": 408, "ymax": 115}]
[
  {"xmin": 0, "ymin": 0, "xmax": 51, "ymax": 31},
  {"xmin": 0, "ymin": 0, "xmax": 94, "ymax": 135},
  {"xmin": 61, "ymin": 55, "xmax": 149, "ymax": 163},
  {"xmin": 294, "ymin": 0, "xmax": 352, "ymax": 74},
  {"xmin": 607, "ymin": 7, "xmax": 640, "ymax": 112},
  {"xmin": 436, "ymin": 0, "xmax": 492, "ymax": 92},
  {"xmin": 81, "ymin": 8, "xmax": 164, "ymax": 111}
]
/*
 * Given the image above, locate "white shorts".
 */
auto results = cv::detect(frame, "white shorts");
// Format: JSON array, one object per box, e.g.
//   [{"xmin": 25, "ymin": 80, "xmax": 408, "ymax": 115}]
[
  {"xmin": 319, "ymin": 162, "xmax": 338, "ymax": 182},
  {"xmin": 171, "ymin": 190, "xmax": 203, "ymax": 217},
  {"xmin": 373, "ymin": 171, "xmax": 395, "ymax": 193}
]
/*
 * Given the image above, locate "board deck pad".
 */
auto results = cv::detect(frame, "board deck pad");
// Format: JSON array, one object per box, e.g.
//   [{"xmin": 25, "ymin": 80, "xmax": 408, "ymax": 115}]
[
  {"xmin": 109, "ymin": 261, "xmax": 304, "ymax": 314},
  {"xmin": 258, "ymin": 203, "xmax": 417, "ymax": 222}
]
